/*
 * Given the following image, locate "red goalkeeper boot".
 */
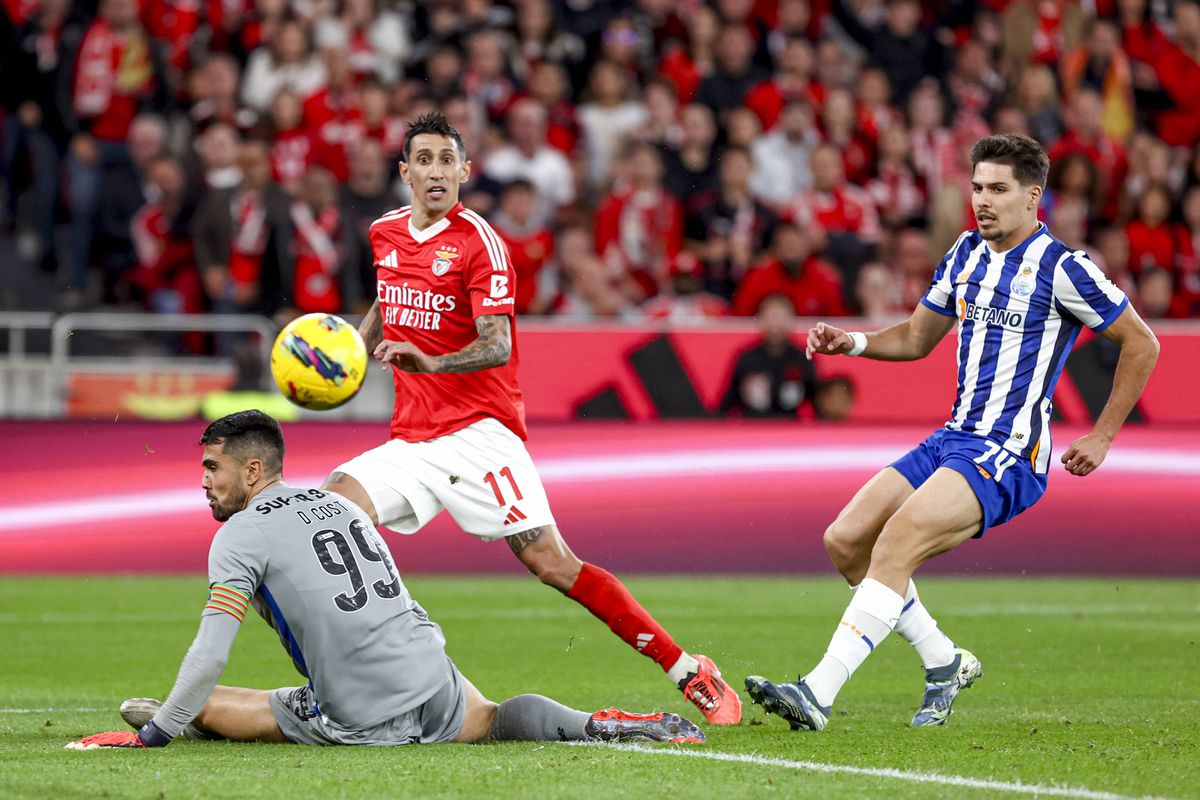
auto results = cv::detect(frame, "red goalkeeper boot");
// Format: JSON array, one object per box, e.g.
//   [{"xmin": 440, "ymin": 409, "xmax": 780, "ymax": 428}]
[{"xmin": 585, "ymin": 709, "xmax": 706, "ymax": 744}]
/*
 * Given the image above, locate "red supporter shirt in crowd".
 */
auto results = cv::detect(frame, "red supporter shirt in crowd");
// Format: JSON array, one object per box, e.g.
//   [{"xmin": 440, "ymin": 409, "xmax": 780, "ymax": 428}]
[
  {"xmin": 130, "ymin": 204, "xmax": 200, "ymax": 311},
  {"xmin": 658, "ymin": 44, "xmax": 701, "ymax": 102},
  {"xmin": 1122, "ymin": 22, "xmax": 1200, "ymax": 147},
  {"xmin": 1125, "ymin": 219, "xmax": 1193, "ymax": 275},
  {"xmin": 72, "ymin": 19, "xmax": 159, "ymax": 142},
  {"xmin": 545, "ymin": 100, "xmax": 580, "ymax": 154},
  {"xmin": 594, "ymin": 188, "xmax": 683, "ymax": 297},
  {"xmin": 142, "ymin": 0, "xmax": 199, "ymax": 69},
  {"xmin": 909, "ymin": 127, "xmax": 960, "ymax": 192},
  {"xmin": 369, "ymin": 202, "xmax": 527, "ymax": 443},
  {"xmin": 494, "ymin": 226, "xmax": 554, "ymax": 315},
  {"xmin": 642, "ymin": 293, "xmax": 730, "ymax": 320},
  {"xmin": 301, "ymin": 90, "xmax": 370, "ymax": 183},
  {"xmin": 1, "ymin": 0, "xmax": 36, "ymax": 25},
  {"xmin": 362, "ymin": 117, "xmax": 408, "ymax": 160},
  {"xmin": 1047, "ymin": 131, "xmax": 1127, "ymax": 217},
  {"xmin": 831, "ymin": 132, "xmax": 877, "ymax": 186},
  {"xmin": 866, "ymin": 162, "xmax": 927, "ymax": 225},
  {"xmin": 786, "ymin": 184, "xmax": 882, "ymax": 243},
  {"xmin": 1029, "ymin": 1, "xmax": 1066, "ymax": 65},
  {"xmin": 289, "ymin": 203, "xmax": 344, "ymax": 313},
  {"xmin": 743, "ymin": 78, "xmax": 818, "ymax": 130},
  {"xmin": 270, "ymin": 128, "xmax": 318, "ymax": 186},
  {"xmin": 732, "ymin": 256, "xmax": 848, "ymax": 317}
]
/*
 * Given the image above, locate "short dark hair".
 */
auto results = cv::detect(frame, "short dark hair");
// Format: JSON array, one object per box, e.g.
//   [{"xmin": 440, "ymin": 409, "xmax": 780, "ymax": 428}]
[
  {"xmin": 970, "ymin": 133, "xmax": 1050, "ymax": 188},
  {"xmin": 719, "ymin": 145, "xmax": 752, "ymax": 164},
  {"xmin": 818, "ymin": 374, "xmax": 856, "ymax": 395},
  {"xmin": 200, "ymin": 410, "xmax": 285, "ymax": 475},
  {"xmin": 402, "ymin": 111, "xmax": 467, "ymax": 163},
  {"xmin": 625, "ymin": 139, "xmax": 662, "ymax": 163},
  {"xmin": 357, "ymin": 76, "xmax": 386, "ymax": 95},
  {"xmin": 502, "ymin": 178, "xmax": 536, "ymax": 195},
  {"xmin": 757, "ymin": 292, "xmax": 795, "ymax": 315}
]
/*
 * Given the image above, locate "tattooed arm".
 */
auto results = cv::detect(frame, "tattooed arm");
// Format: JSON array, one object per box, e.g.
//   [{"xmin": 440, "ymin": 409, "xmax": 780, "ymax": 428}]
[
  {"xmin": 373, "ymin": 314, "xmax": 512, "ymax": 374},
  {"xmin": 435, "ymin": 314, "xmax": 512, "ymax": 372},
  {"xmin": 505, "ymin": 526, "xmax": 545, "ymax": 556},
  {"xmin": 359, "ymin": 300, "xmax": 384, "ymax": 353}
]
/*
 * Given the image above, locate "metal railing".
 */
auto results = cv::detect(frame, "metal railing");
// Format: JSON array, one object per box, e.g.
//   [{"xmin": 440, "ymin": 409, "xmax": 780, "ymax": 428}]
[
  {"xmin": 48, "ymin": 312, "xmax": 277, "ymax": 371},
  {"xmin": 0, "ymin": 312, "xmax": 57, "ymax": 416},
  {"xmin": 0, "ymin": 312, "xmax": 279, "ymax": 418},
  {"xmin": 0, "ymin": 311, "xmax": 398, "ymax": 420},
  {"xmin": 1, "ymin": 311, "xmax": 55, "ymax": 363}
]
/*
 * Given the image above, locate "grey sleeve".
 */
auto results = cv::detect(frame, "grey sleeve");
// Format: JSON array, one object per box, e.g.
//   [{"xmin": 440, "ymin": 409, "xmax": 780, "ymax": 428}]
[
  {"xmin": 207, "ymin": 517, "xmax": 269, "ymax": 599},
  {"xmin": 149, "ymin": 613, "xmax": 242, "ymax": 739},
  {"xmin": 147, "ymin": 518, "xmax": 269, "ymax": 739}
]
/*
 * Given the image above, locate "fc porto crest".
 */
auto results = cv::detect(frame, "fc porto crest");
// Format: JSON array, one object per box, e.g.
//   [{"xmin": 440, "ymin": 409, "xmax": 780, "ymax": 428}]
[
  {"xmin": 1010, "ymin": 264, "xmax": 1036, "ymax": 297},
  {"xmin": 431, "ymin": 246, "xmax": 460, "ymax": 276}
]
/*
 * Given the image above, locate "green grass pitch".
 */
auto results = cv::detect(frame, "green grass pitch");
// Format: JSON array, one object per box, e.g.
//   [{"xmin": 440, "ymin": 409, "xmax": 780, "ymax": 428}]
[{"xmin": 1, "ymin": 575, "xmax": 1197, "ymax": 799}]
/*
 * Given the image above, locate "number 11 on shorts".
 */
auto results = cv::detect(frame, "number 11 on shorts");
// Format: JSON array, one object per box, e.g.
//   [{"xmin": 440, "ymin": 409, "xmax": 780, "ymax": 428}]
[{"xmin": 484, "ymin": 466, "xmax": 524, "ymax": 506}]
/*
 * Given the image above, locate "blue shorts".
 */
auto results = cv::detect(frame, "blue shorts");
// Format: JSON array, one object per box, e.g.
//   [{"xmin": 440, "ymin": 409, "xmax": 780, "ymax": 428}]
[{"xmin": 890, "ymin": 428, "xmax": 1047, "ymax": 536}]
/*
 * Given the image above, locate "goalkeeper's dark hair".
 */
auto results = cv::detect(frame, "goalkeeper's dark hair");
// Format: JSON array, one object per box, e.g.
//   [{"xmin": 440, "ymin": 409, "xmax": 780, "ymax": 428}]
[
  {"xmin": 200, "ymin": 410, "xmax": 285, "ymax": 475},
  {"xmin": 970, "ymin": 133, "xmax": 1050, "ymax": 188},
  {"xmin": 402, "ymin": 111, "xmax": 467, "ymax": 163}
]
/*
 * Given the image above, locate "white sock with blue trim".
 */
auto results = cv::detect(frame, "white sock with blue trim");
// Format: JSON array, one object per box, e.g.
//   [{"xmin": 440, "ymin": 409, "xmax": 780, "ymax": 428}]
[
  {"xmin": 892, "ymin": 579, "xmax": 956, "ymax": 671},
  {"xmin": 803, "ymin": 578, "xmax": 904, "ymax": 708}
]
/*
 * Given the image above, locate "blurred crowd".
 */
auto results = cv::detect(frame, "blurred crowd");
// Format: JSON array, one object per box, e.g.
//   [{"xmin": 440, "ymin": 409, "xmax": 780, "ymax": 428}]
[{"xmin": 3, "ymin": 0, "xmax": 1200, "ymax": 331}]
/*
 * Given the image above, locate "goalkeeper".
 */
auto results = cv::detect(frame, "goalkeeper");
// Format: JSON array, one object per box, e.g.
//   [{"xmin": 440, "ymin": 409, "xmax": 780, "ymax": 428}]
[{"xmin": 68, "ymin": 410, "xmax": 703, "ymax": 749}]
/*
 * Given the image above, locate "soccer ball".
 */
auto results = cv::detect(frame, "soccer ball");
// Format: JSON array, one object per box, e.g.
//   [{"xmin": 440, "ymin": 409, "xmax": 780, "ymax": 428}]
[{"xmin": 270, "ymin": 313, "xmax": 368, "ymax": 410}]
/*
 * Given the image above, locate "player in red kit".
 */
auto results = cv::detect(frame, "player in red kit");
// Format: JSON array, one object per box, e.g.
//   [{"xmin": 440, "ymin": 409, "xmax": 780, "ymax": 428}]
[{"xmin": 321, "ymin": 112, "xmax": 741, "ymax": 726}]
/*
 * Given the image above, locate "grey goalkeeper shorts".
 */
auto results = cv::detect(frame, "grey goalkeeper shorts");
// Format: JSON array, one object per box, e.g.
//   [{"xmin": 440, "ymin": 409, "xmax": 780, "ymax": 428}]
[{"xmin": 268, "ymin": 657, "xmax": 467, "ymax": 746}]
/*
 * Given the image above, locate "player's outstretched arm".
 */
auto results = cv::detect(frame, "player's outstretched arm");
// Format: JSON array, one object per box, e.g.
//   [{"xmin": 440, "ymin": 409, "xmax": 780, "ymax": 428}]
[
  {"xmin": 66, "ymin": 612, "xmax": 242, "ymax": 750},
  {"xmin": 1060, "ymin": 306, "xmax": 1159, "ymax": 477},
  {"xmin": 374, "ymin": 314, "xmax": 512, "ymax": 374},
  {"xmin": 359, "ymin": 300, "xmax": 384, "ymax": 353},
  {"xmin": 807, "ymin": 305, "xmax": 955, "ymax": 362}
]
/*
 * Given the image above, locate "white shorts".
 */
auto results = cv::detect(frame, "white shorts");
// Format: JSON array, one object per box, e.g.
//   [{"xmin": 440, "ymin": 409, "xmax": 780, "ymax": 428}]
[{"xmin": 334, "ymin": 418, "xmax": 556, "ymax": 541}]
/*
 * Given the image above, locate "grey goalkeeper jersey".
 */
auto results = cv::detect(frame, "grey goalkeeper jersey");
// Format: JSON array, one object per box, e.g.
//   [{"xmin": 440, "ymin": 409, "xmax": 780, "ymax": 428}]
[{"xmin": 154, "ymin": 484, "xmax": 449, "ymax": 735}]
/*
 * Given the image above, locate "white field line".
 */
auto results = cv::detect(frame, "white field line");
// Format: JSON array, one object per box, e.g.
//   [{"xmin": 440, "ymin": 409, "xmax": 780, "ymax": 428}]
[
  {"xmin": 0, "ymin": 612, "xmax": 195, "ymax": 624},
  {"xmin": 4, "ymin": 444, "xmax": 1200, "ymax": 534},
  {"xmin": 1, "ymin": 603, "xmax": 1195, "ymax": 625},
  {"xmin": 0, "ymin": 707, "xmax": 108, "ymax": 714},
  {"xmin": 943, "ymin": 603, "xmax": 1200, "ymax": 617},
  {"xmin": 562, "ymin": 741, "xmax": 1172, "ymax": 800},
  {"xmin": 0, "ymin": 718, "xmax": 1177, "ymax": 799},
  {"xmin": 0, "ymin": 715, "xmax": 1176, "ymax": 799}
]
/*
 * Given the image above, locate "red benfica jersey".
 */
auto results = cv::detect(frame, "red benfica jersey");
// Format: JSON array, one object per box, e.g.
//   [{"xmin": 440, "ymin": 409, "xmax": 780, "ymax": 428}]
[{"xmin": 369, "ymin": 202, "xmax": 526, "ymax": 442}]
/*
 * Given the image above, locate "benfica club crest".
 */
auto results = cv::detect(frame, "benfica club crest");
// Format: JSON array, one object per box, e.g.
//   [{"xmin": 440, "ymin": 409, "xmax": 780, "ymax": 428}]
[{"xmin": 432, "ymin": 246, "xmax": 460, "ymax": 276}]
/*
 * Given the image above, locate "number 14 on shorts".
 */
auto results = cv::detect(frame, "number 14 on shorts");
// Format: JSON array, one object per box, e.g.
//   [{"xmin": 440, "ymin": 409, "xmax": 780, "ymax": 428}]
[{"xmin": 973, "ymin": 441, "xmax": 1017, "ymax": 481}]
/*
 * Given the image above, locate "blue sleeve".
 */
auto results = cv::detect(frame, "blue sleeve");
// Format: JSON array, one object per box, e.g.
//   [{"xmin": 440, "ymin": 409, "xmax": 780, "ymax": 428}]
[
  {"xmin": 1052, "ymin": 252, "xmax": 1130, "ymax": 331},
  {"xmin": 923, "ymin": 232, "xmax": 969, "ymax": 315}
]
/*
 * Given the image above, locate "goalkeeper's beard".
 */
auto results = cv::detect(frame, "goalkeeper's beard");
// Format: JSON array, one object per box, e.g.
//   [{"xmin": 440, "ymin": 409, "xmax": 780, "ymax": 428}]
[{"xmin": 209, "ymin": 488, "xmax": 248, "ymax": 522}]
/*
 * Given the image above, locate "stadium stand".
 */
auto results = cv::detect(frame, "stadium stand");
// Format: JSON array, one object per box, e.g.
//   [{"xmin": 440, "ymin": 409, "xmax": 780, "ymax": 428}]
[{"xmin": 2, "ymin": 0, "xmax": 1198, "ymax": 331}]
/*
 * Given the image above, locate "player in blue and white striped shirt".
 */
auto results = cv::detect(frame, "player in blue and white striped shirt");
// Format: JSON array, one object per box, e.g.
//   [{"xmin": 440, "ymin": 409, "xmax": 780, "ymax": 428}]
[{"xmin": 747, "ymin": 133, "xmax": 1160, "ymax": 732}]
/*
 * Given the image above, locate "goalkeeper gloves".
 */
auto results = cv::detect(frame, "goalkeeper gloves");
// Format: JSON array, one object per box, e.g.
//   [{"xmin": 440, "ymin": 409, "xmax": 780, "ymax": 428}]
[{"xmin": 66, "ymin": 721, "xmax": 171, "ymax": 750}]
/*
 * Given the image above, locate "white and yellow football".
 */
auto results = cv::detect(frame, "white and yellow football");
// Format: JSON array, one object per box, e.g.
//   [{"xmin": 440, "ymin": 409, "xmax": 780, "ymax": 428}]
[{"xmin": 270, "ymin": 313, "xmax": 368, "ymax": 410}]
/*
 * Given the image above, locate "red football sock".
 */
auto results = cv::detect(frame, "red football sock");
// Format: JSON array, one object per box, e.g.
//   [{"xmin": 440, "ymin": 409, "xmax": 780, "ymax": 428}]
[{"xmin": 566, "ymin": 562, "xmax": 683, "ymax": 671}]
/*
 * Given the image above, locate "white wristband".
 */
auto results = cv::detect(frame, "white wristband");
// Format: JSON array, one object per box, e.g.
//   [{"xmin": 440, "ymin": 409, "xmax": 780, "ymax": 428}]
[{"xmin": 846, "ymin": 331, "xmax": 868, "ymax": 357}]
